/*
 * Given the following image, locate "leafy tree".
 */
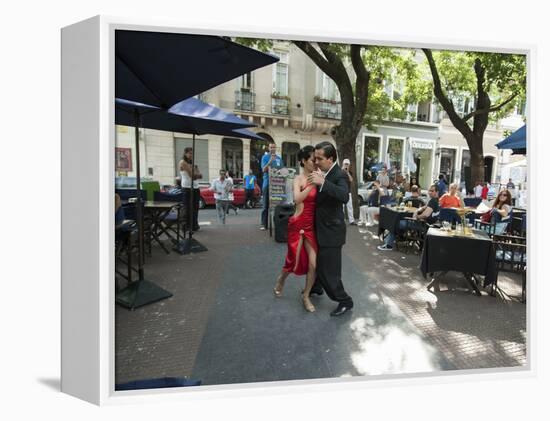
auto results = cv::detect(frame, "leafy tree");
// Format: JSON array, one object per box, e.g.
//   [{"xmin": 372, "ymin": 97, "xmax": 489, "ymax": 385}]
[
  {"xmin": 422, "ymin": 49, "xmax": 526, "ymax": 188},
  {"xmin": 236, "ymin": 38, "xmax": 429, "ymax": 216}
]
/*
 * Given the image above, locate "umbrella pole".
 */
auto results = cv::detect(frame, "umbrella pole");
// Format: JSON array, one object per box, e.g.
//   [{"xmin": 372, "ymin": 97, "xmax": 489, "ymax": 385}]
[
  {"xmin": 189, "ymin": 133, "xmax": 195, "ymax": 241},
  {"xmin": 134, "ymin": 110, "xmax": 145, "ymax": 279},
  {"xmin": 116, "ymin": 109, "xmax": 173, "ymax": 310},
  {"xmin": 173, "ymin": 132, "xmax": 207, "ymax": 254}
]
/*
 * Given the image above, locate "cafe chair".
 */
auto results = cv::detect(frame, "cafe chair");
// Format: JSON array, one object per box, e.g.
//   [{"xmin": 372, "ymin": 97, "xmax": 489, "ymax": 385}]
[
  {"xmin": 464, "ymin": 197, "xmax": 482, "ymax": 208},
  {"xmin": 153, "ymin": 191, "xmax": 188, "ymax": 242},
  {"xmin": 115, "ymin": 209, "xmax": 139, "ymax": 288},
  {"xmin": 122, "ymin": 201, "xmax": 154, "ymax": 256},
  {"xmin": 439, "ymin": 208, "xmax": 461, "ymax": 225},
  {"xmin": 492, "ymin": 234, "xmax": 527, "ymax": 303},
  {"xmin": 398, "ymin": 217, "xmax": 429, "ymax": 254},
  {"xmin": 115, "ymin": 189, "xmax": 147, "ymax": 202},
  {"xmin": 379, "ymin": 195, "xmax": 395, "ymax": 207},
  {"xmin": 474, "ymin": 219, "xmax": 510, "ymax": 237}
]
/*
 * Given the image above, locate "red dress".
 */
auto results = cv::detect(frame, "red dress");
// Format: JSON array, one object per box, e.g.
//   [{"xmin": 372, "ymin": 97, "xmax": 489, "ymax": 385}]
[{"xmin": 282, "ymin": 185, "xmax": 318, "ymax": 275}]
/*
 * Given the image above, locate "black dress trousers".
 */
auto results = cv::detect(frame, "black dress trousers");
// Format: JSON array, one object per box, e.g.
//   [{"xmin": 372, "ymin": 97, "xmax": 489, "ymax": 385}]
[{"xmin": 315, "ymin": 246, "xmax": 353, "ymax": 305}]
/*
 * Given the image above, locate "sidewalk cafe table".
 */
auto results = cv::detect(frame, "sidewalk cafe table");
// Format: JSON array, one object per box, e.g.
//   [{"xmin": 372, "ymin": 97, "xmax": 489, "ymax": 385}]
[
  {"xmin": 144, "ymin": 201, "xmax": 181, "ymax": 254},
  {"xmin": 378, "ymin": 206, "xmax": 416, "ymax": 237},
  {"xmin": 420, "ymin": 227, "xmax": 497, "ymax": 296}
]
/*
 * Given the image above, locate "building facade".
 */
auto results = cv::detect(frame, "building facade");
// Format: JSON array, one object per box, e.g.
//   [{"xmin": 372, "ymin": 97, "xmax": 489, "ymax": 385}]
[{"xmin": 115, "ymin": 42, "xmax": 522, "ymax": 190}]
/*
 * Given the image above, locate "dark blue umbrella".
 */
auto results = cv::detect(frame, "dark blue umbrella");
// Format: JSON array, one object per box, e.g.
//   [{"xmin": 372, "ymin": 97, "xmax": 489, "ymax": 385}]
[
  {"xmin": 116, "ymin": 98, "xmax": 254, "ymax": 135},
  {"xmin": 115, "ymin": 32, "xmax": 278, "ymax": 309},
  {"xmin": 231, "ymin": 128, "xmax": 267, "ymax": 141},
  {"xmin": 496, "ymin": 125, "xmax": 526, "ymax": 155},
  {"xmin": 116, "ymin": 30, "xmax": 278, "ymax": 107}
]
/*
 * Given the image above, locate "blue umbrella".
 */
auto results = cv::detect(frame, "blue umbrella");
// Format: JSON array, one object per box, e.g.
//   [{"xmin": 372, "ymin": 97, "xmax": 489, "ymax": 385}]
[
  {"xmin": 496, "ymin": 125, "xmax": 526, "ymax": 155},
  {"xmin": 115, "ymin": 32, "xmax": 278, "ymax": 309},
  {"xmin": 116, "ymin": 30, "xmax": 278, "ymax": 107},
  {"xmin": 115, "ymin": 99, "xmax": 263, "ymax": 257},
  {"xmin": 116, "ymin": 97, "xmax": 254, "ymax": 135}
]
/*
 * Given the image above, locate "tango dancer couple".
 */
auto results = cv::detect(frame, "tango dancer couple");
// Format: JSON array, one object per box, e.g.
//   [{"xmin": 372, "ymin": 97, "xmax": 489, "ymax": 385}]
[{"xmin": 273, "ymin": 142, "xmax": 353, "ymax": 317}]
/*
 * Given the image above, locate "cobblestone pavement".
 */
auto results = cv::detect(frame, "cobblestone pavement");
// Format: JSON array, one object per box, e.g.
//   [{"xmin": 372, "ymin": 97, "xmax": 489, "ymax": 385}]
[
  {"xmin": 115, "ymin": 208, "xmax": 527, "ymax": 385},
  {"xmin": 347, "ymin": 225, "xmax": 526, "ymax": 370}
]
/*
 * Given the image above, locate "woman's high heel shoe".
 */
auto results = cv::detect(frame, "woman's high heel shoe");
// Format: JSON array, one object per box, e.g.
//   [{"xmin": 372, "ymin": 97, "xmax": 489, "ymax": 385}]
[
  {"xmin": 301, "ymin": 293, "xmax": 316, "ymax": 312},
  {"xmin": 273, "ymin": 278, "xmax": 285, "ymax": 297}
]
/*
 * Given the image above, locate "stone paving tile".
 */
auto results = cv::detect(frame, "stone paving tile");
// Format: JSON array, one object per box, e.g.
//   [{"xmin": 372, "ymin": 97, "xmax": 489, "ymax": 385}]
[
  {"xmin": 346, "ymin": 225, "xmax": 527, "ymax": 370},
  {"xmin": 115, "ymin": 209, "xmax": 527, "ymax": 385}
]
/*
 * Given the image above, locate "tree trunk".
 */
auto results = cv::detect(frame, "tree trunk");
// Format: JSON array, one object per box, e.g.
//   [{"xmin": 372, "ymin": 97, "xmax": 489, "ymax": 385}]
[
  {"xmin": 333, "ymin": 125, "xmax": 361, "ymax": 220},
  {"xmin": 467, "ymin": 134, "xmax": 485, "ymax": 189}
]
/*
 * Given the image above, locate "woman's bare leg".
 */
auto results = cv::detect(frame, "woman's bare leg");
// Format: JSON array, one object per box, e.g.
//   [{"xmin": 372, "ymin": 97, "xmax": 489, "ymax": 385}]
[
  {"xmin": 301, "ymin": 239, "xmax": 317, "ymax": 312},
  {"xmin": 273, "ymin": 270, "xmax": 290, "ymax": 297}
]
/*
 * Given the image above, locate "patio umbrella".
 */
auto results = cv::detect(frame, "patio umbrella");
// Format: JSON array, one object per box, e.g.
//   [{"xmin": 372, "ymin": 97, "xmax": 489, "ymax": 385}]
[
  {"xmin": 115, "ymin": 99, "xmax": 266, "ymax": 308},
  {"xmin": 116, "ymin": 30, "xmax": 278, "ymax": 107},
  {"xmin": 116, "ymin": 98, "xmax": 256, "ymax": 256},
  {"xmin": 496, "ymin": 124, "xmax": 526, "ymax": 155},
  {"xmin": 115, "ymin": 31, "xmax": 278, "ymax": 309}
]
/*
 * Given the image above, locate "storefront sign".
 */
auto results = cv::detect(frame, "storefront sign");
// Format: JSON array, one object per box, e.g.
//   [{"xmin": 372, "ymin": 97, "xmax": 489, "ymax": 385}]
[{"xmin": 411, "ymin": 140, "xmax": 433, "ymax": 150}]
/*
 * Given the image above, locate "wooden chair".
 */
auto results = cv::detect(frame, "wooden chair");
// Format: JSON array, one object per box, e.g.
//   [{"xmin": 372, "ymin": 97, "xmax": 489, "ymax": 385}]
[
  {"xmin": 397, "ymin": 217, "xmax": 429, "ymax": 254},
  {"xmin": 492, "ymin": 234, "xmax": 527, "ymax": 302}
]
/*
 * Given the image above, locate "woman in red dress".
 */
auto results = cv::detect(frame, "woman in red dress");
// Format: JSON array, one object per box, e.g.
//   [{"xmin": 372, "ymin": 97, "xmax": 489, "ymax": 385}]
[{"xmin": 273, "ymin": 146, "xmax": 318, "ymax": 312}]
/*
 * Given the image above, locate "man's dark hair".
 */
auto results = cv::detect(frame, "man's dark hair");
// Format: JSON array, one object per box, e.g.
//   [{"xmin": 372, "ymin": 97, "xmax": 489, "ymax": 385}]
[
  {"xmin": 315, "ymin": 141, "xmax": 337, "ymax": 162},
  {"xmin": 438, "ymin": 174, "xmax": 445, "ymax": 180}
]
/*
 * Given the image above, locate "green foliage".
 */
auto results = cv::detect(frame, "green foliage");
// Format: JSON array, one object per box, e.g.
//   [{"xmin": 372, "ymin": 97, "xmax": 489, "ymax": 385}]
[{"xmin": 429, "ymin": 49, "xmax": 526, "ymax": 122}]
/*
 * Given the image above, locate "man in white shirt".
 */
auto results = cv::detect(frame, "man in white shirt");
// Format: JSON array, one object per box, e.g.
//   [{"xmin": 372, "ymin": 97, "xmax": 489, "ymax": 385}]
[
  {"xmin": 474, "ymin": 180, "xmax": 483, "ymax": 198},
  {"xmin": 210, "ymin": 170, "xmax": 233, "ymax": 225}
]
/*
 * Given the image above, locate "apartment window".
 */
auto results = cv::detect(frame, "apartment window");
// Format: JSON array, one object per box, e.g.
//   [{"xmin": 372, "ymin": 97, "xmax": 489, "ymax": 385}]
[
  {"xmin": 363, "ymin": 136, "xmax": 380, "ymax": 182},
  {"xmin": 272, "ymin": 51, "xmax": 289, "ymax": 96},
  {"xmin": 316, "ymin": 69, "xmax": 340, "ymax": 101},
  {"xmin": 241, "ymin": 72, "xmax": 253, "ymax": 91},
  {"xmin": 387, "ymin": 138, "xmax": 404, "ymax": 174}
]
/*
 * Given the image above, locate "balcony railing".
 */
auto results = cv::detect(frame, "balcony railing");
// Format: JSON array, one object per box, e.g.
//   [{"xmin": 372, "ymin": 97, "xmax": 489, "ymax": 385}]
[
  {"xmin": 314, "ymin": 98, "xmax": 342, "ymax": 120},
  {"xmin": 271, "ymin": 97, "xmax": 289, "ymax": 115},
  {"xmin": 234, "ymin": 90, "xmax": 255, "ymax": 112}
]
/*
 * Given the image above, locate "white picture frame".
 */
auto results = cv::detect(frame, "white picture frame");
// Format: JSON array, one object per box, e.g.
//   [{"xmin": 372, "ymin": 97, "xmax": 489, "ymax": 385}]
[{"xmin": 61, "ymin": 15, "xmax": 534, "ymax": 406}]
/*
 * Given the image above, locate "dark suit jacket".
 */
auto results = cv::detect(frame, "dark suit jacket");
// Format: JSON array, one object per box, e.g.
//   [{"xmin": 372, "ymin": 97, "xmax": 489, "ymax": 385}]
[{"xmin": 315, "ymin": 164, "xmax": 349, "ymax": 247}]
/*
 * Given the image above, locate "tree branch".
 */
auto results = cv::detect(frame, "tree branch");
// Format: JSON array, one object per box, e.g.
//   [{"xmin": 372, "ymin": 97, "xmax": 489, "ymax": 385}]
[
  {"xmin": 294, "ymin": 41, "xmax": 340, "ymax": 83},
  {"xmin": 462, "ymin": 92, "xmax": 518, "ymax": 121},
  {"xmin": 423, "ymin": 48, "xmax": 472, "ymax": 139}
]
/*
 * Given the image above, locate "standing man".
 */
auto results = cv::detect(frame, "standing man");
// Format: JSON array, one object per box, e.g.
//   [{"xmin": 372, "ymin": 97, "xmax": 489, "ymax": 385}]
[
  {"xmin": 244, "ymin": 169, "xmax": 257, "ymax": 209},
  {"xmin": 307, "ymin": 141, "xmax": 354, "ymax": 317},
  {"xmin": 341, "ymin": 158, "xmax": 356, "ymax": 225},
  {"xmin": 437, "ymin": 174, "xmax": 448, "ymax": 198},
  {"xmin": 179, "ymin": 147, "xmax": 202, "ymax": 232},
  {"xmin": 210, "ymin": 170, "xmax": 233, "ymax": 225},
  {"xmin": 474, "ymin": 180, "xmax": 483, "ymax": 198},
  {"xmin": 260, "ymin": 141, "xmax": 284, "ymax": 230},
  {"xmin": 506, "ymin": 178, "xmax": 515, "ymax": 190},
  {"xmin": 377, "ymin": 167, "xmax": 390, "ymax": 191}
]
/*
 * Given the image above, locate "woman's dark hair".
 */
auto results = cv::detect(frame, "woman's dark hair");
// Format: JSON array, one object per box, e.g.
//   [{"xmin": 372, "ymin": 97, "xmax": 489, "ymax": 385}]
[
  {"xmin": 315, "ymin": 141, "xmax": 338, "ymax": 162},
  {"xmin": 298, "ymin": 145, "xmax": 315, "ymax": 167},
  {"xmin": 493, "ymin": 189, "xmax": 512, "ymax": 208},
  {"xmin": 183, "ymin": 147, "xmax": 193, "ymax": 164}
]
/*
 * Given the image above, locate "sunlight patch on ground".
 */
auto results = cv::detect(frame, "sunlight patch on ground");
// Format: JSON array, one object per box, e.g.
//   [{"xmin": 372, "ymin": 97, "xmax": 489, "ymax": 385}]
[{"xmin": 349, "ymin": 317, "xmax": 441, "ymax": 375}]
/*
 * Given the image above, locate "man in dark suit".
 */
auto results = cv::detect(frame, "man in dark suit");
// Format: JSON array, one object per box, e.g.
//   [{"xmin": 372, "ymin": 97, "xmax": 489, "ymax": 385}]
[{"xmin": 307, "ymin": 141, "xmax": 354, "ymax": 316}]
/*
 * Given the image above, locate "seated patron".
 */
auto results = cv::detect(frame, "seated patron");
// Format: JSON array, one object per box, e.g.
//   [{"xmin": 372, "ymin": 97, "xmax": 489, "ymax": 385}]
[
  {"xmin": 377, "ymin": 184, "xmax": 439, "ymax": 251},
  {"xmin": 439, "ymin": 183, "xmax": 462, "ymax": 208},
  {"xmin": 489, "ymin": 189, "xmax": 512, "ymax": 223},
  {"xmin": 358, "ymin": 180, "xmax": 385, "ymax": 227},
  {"xmin": 403, "ymin": 185, "xmax": 424, "ymax": 208}
]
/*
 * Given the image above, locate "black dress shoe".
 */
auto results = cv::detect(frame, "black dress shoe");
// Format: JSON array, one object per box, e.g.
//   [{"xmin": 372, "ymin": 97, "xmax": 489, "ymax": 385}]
[{"xmin": 330, "ymin": 303, "xmax": 353, "ymax": 317}]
